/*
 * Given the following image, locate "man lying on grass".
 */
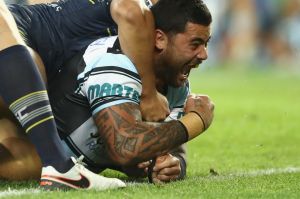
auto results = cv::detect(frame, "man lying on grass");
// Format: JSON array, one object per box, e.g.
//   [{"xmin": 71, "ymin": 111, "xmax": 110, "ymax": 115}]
[{"xmin": 0, "ymin": 0, "xmax": 214, "ymax": 187}]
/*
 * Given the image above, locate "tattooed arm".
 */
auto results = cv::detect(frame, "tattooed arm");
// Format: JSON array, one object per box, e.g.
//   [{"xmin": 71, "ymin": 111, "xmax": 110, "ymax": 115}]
[
  {"xmin": 94, "ymin": 103, "xmax": 188, "ymax": 165},
  {"xmin": 94, "ymin": 93, "xmax": 214, "ymax": 166}
]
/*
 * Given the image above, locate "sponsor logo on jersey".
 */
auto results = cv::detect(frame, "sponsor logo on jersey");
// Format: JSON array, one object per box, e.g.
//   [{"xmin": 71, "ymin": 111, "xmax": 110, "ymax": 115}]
[{"xmin": 88, "ymin": 83, "xmax": 140, "ymax": 102}]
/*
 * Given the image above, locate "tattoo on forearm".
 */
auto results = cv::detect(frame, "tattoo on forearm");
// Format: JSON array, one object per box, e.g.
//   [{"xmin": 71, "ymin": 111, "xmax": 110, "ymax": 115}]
[{"xmin": 94, "ymin": 103, "xmax": 187, "ymax": 165}]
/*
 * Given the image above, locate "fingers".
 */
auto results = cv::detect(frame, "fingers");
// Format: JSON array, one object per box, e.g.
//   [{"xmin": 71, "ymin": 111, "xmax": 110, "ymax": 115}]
[
  {"xmin": 156, "ymin": 173, "xmax": 179, "ymax": 182},
  {"xmin": 152, "ymin": 170, "xmax": 179, "ymax": 183},
  {"xmin": 153, "ymin": 156, "xmax": 179, "ymax": 172},
  {"xmin": 149, "ymin": 154, "xmax": 181, "ymax": 183},
  {"xmin": 156, "ymin": 166, "xmax": 181, "ymax": 176},
  {"xmin": 184, "ymin": 93, "xmax": 215, "ymax": 129},
  {"xmin": 137, "ymin": 161, "xmax": 151, "ymax": 169},
  {"xmin": 138, "ymin": 160, "xmax": 152, "ymax": 174}
]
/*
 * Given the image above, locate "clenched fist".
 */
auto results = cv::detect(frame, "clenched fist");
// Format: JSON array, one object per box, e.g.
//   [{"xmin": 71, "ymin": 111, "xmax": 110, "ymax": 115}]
[{"xmin": 184, "ymin": 94, "xmax": 214, "ymax": 130}]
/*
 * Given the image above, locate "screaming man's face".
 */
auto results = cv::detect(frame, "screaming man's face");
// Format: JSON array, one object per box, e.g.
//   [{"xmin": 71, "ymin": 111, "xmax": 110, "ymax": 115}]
[{"xmin": 155, "ymin": 22, "xmax": 211, "ymax": 87}]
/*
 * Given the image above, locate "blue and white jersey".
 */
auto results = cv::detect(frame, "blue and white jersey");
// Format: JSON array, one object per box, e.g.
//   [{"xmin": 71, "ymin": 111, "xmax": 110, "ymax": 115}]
[
  {"xmin": 77, "ymin": 36, "xmax": 141, "ymax": 115},
  {"xmin": 76, "ymin": 36, "xmax": 190, "ymax": 117},
  {"xmin": 59, "ymin": 36, "xmax": 190, "ymax": 169}
]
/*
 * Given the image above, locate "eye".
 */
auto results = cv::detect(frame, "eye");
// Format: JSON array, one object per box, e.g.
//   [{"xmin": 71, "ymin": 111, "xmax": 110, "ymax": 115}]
[
  {"xmin": 190, "ymin": 42, "xmax": 201, "ymax": 50},
  {"xmin": 190, "ymin": 44, "xmax": 198, "ymax": 50}
]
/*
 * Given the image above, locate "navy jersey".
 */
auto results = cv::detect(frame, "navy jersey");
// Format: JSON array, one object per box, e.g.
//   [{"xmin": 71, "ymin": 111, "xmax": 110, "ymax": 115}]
[{"xmin": 9, "ymin": 0, "xmax": 117, "ymax": 81}]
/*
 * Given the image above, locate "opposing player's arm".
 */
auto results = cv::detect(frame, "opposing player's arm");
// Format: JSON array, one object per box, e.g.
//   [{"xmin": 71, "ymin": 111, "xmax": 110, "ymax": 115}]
[
  {"xmin": 110, "ymin": 0, "xmax": 170, "ymax": 121},
  {"xmin": 110, "ymin": 0, "xmax": 154, "ymax": 90}
]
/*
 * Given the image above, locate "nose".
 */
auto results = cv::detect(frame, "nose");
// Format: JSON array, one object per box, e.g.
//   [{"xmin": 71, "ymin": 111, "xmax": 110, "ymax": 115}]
[{"xmin": 196, "ymin": 45, "xmax": 208, "ymax": 61}]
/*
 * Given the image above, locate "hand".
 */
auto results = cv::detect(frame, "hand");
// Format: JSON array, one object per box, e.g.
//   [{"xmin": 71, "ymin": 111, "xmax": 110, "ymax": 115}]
[
  {"xmin": 140, "ymin": 91, "xmax": 170, "ymax": 122},
  {"xmin": 184, "ymin": 94, "xmax": 214, "ymax": 130},
  {"xmin": 138, "ymin": 154, "xmax": 181, "ymax": 184}
]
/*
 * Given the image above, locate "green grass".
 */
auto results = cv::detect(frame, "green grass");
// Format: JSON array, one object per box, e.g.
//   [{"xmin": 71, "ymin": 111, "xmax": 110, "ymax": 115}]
[{"xmin": 1, "ymin": 67, "xmax": 300, "ymax": 198}]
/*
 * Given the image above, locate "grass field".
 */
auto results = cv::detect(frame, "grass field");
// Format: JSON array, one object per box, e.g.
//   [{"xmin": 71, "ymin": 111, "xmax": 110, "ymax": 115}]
[{"xmin": 1, "ymin": 67, "xmax": 300, "ymax": 198}]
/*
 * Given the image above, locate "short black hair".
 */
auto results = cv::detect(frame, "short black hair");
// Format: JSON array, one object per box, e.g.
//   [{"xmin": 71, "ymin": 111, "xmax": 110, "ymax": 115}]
[{"xmin": 151, "ymin": 0, "xmax": 212, "ymax": 34}]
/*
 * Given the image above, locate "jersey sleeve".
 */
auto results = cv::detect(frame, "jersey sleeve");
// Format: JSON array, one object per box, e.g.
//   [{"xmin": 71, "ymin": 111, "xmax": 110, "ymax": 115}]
[{"xmin": 78, "ymin": 53, "xmax": 142, "ymax": 115}]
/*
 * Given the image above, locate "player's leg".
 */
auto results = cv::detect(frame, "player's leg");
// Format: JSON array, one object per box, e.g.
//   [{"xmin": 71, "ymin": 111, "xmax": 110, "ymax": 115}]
[
  {"xmin": 0, "ymin": 99, "xmax": 41, "ymax": 181},
  {"xmin": 0, "ymin": 2, "xmax": 125, "ymax": 189},
  {"xmin": 0, "ymin": 0, "xmax": 74, "ymax": 174}
]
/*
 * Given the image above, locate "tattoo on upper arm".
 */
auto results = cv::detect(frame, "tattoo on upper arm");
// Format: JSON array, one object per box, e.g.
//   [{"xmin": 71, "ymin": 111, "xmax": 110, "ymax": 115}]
[{"xmin": 94, "ymin": 103, "xmax": 187, "ymax": 164}]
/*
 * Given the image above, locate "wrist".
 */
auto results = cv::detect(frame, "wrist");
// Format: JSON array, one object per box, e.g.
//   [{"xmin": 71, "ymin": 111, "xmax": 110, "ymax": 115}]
[
  {"xmin": 141, "ymin": 88, "xmax": 157, "ymax": 98},
  {"xmin": 141, "ymin": 81, "xmax": 157, "ymax": 97},
  {"xmin": 189, "ymin": 111, "xmax": 206, "ymax": 130},
  {"xmin": 178, "ymin": 112, "xmax": 205, "ymax": 140},
  {"xmin": 139, "ymin": 71, "xmax": 157, "ymax": 96}
]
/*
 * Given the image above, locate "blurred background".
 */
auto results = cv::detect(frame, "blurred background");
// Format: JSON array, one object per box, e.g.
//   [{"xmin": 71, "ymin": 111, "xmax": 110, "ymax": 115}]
[
  {"xmin": 5, "ymin": 0, "xmax": 300, "ymax": 69},
  {"xmin": 204, "ymin": 0, "xmax": 300, "ymax": 69}
]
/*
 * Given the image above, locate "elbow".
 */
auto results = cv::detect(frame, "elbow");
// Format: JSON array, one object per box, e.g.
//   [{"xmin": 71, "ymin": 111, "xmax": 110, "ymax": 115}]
[{"xmin": 111, "ymin": 0, "xmax": 148, "ymax": 25}]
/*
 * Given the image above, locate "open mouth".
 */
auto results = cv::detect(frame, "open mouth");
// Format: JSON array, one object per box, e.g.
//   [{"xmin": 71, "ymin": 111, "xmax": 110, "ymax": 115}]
[{"xmin": 181, "ymin": 64, "xmax": 196, "ymax": 78}]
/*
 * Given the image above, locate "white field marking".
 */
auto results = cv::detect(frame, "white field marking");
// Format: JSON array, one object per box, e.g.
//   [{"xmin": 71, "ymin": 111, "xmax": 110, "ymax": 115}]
[
  {"xmin": 1, "ymin": 167, "xmax": 299, "ymax": 197},
  {"xmin": 198, "ymin": 166, "xmax": 300, "ymax": 181},
  {"xmin": 233, "ymin": 167, "xmax": 300, "ymax": 177},
  {"xmin": 0, "ymin": 188, "xmax": 41, "ymax": 198}
]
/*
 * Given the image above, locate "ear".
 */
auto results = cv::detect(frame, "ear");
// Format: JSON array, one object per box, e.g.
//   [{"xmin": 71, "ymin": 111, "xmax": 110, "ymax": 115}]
[{"xmin": 155, "ymin": 29, "xmax": 168, "ymax": 51}]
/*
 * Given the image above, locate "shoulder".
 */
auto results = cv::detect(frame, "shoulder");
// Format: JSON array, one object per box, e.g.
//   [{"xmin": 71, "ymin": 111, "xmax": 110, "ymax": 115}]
[
  {"xmin": 77, "ymin": 36, "xmax": 142, "ymax": 115},
  {"xmin": 82, "ymin": 36, "xmax": 138, "ymax": 76}
]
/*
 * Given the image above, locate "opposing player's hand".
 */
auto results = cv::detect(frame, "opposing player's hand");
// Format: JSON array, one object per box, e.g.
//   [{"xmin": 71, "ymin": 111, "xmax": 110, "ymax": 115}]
[
  {"xmin": 140, "ymin": 91, "xmax": 170, "ymax": 122},
  {"xmin": 184, "ymin": 94, "xmax": 214, "ymax": 130},
  {"xmin": 138, "ymin": 154, "xmax": 181, "ymax": 184}
]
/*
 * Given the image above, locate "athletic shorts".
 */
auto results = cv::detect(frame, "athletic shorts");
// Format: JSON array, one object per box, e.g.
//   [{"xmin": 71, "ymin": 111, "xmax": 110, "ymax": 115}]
[{"xmin": 9, "ymin": 0, "xmax": 117, "ymax": 81}]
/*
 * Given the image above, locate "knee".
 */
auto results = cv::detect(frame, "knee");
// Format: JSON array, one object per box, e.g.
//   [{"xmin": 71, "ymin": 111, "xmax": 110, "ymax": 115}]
[{"xmin": 0, "ymin": 137, "xmax": 42, "ymax": 181}]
